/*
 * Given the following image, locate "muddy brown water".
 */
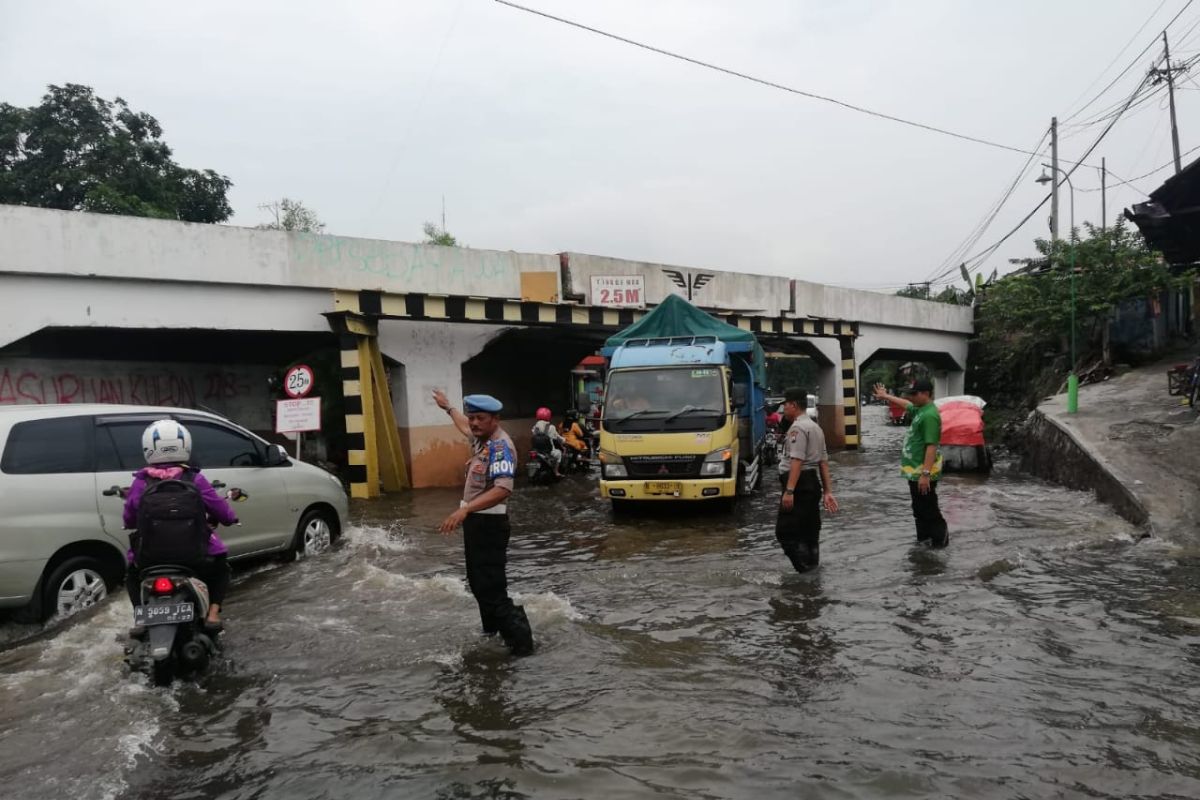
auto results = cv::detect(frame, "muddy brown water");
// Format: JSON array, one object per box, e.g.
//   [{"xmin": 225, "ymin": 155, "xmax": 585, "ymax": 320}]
[{"xmin": 3, "ymin": 406, "xmax": 1200, "ymax": 799}]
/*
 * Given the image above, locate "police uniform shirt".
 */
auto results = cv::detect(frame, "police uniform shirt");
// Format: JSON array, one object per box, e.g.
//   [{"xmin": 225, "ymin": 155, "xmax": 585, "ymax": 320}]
[
  {"xmin": 462, "ymin": 427, "xmax": 517, "ymax": 514},
  {"xmin": 778, "ymin": 415, "xmax": 828, "ymax": 475}
]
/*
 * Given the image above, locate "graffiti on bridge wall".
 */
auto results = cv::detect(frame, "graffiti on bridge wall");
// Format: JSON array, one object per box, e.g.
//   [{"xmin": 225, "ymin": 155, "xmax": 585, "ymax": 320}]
[{"xmin": 0, "ymin": 359, "xmax": 272, "ymax": 429}]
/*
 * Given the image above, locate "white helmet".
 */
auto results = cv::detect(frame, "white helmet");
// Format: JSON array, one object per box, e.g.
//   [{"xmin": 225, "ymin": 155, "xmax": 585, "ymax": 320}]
[{"xmin": 142, "ymin": 420, "xmax": 192, "ymax": 465}]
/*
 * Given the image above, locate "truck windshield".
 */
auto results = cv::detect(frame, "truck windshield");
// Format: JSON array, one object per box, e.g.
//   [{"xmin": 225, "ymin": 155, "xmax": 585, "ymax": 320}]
[{"xmin": 604, "ymin": 368, "xmax": 726, "ymax": 433}]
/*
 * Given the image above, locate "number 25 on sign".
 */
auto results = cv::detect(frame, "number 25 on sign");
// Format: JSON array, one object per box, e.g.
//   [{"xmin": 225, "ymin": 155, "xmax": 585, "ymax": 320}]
[{"xmin": 284, "ymin": 364, "xmax": 315, "ymax": 398}]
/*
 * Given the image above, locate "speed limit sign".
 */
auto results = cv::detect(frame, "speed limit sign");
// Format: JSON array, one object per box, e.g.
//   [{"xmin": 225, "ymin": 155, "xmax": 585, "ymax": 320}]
[{"xmin": 283, "ymin": 364, "xmax": 315, "ymax": 398}]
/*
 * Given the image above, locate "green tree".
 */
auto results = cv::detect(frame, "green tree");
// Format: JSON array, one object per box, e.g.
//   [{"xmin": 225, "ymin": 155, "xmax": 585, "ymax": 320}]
[
  {"xmin": 422, "ymin": 221, "xmax": 458, "ymax": 246},
  {"xmin": 0, "ymin": 83, "xmax": 232, "ymax": 222},
  {"xmin": 969, "ymin": 220, "xmax": 1187, "ymax": 405},
  {"xmin": 258, "ymin": 198, "xmax": 324, "ymax": 232}
]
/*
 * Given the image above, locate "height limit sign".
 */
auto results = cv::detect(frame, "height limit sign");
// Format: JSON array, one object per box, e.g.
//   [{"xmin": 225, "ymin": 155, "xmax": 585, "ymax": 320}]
[{"xmin": 284, "ymin": 364, "xmax": 315, "ymax": 398}]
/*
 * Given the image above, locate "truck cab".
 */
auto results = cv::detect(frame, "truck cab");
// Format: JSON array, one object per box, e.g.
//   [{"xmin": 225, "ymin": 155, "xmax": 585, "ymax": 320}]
[{"xmin": 598, "ymin": 336, "xmax": 764, "ymax": 509}]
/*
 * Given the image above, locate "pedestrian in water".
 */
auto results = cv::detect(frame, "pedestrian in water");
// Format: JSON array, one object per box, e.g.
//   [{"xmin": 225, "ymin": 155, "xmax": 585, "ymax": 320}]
[
  {"xmin": 776, "ymin": 388, "xmax": 839, "ymax": 573},
  {"xmin": 872, "ymin": 379, "xmax": 949, "ymax": 548},
  {"xmin": 432, "ymin": 390, "xmax": 534, "ymax": 656}
]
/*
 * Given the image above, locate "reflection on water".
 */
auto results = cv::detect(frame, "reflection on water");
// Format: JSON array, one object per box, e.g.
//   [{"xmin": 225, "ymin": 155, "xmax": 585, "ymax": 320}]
[{"xmin": 3, "ymin": 406, "xmax": 1200, "ymax": 799}]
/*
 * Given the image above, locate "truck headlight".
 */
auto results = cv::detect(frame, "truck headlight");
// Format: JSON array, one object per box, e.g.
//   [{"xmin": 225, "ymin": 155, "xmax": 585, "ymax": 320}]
[
  {"xmin": 600, "ymin": 451, "xmax": 627, "ymax": 479},
  {"xmin": 701, "ymin": 448, "xmax": 732, "ymax": 477}
]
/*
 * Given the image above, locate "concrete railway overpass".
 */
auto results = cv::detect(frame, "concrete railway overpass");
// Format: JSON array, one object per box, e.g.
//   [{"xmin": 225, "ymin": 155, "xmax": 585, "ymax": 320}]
[{"xmin": 0, "ymin": 205, "xmax": 972, "ymax": 494}]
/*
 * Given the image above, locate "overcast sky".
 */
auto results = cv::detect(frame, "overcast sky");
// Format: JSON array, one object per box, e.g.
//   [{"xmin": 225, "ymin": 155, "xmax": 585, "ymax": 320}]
[{"xmin": 4, "ymin": 0, "xmax": 1199, "ymax": 291}]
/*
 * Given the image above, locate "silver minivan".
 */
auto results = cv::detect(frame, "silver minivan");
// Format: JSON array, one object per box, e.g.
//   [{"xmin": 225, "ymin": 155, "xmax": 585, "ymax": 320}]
[{"xmin": 0, "ymin": 404, "xmax": 349, "ymax": 621}]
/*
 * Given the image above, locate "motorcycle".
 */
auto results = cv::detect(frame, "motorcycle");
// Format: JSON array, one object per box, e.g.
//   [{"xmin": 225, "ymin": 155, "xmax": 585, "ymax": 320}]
[
  {"xmin": 563, "ymin": 445, "xmax": 592, "ymax": 475},
  {"xmin": 112, "ymin": 484, "xmax": 247, "ymax": 686},
  {"xmin": 526, "ymin": 448, "xmax": 560, "ymax": 485},
  {"xmin": 127, "ymin": 566, "xmax": 219, "ymax": 686}
]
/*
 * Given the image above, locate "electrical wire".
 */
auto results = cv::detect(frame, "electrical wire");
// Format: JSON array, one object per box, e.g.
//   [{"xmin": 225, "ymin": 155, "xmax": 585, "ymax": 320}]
[
  {"xmin": 1061, "ymin": 0, "xmax": 1195, "ymax": 124},
  {"xmin": 924, "ymin": 131, "xmax": 1050, "ymax": 285},
  {"xmin": 494, "ymin": 0, "xmax": 1059, "ymax": 159},
  {"xmin": 961, "ymin": 72, "xmax": 1155, "ymax": 272},
  {"xmin": 1059, "ymin": 0, "xmax": 1171, "ymax": 117}
]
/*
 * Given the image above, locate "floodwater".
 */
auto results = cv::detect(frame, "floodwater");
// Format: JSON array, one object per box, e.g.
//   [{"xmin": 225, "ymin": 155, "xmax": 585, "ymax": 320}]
[{"xmin": 4, "ymin": 406, "xmax": 1200, "ymax": 800}]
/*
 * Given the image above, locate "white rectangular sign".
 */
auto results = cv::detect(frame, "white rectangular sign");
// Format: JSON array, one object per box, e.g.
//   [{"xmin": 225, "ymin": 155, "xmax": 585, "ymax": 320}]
[
  {"xmin": 590, "ymin": 275, "xmax": 646, "ymax": 308},
  {"xmin": 276, "ymin": 397, "xmax": 321, "ymax": 433}
]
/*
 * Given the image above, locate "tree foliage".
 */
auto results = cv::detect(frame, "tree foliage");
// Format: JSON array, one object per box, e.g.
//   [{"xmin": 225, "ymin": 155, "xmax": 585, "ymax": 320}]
[
  {"xmin": 422, "ymin": 221, "xmax": 458, "ymax": 247},
  {"xmin": 0, "ymin": 84, "xmax": 232, "ymax": 222},
  {"xmin": 258, "ymin": 198, "xmax": 324, "ymax": 232},
  {"xmin": 969, "ymin": 220, "xmax": 1188, "ymax": 405}
]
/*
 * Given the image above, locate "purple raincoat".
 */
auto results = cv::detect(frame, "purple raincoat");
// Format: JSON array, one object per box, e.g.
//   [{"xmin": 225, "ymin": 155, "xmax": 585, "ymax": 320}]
[{"xmin": 122, "ymin": 465, "xmax": 237, "ymax": 564}]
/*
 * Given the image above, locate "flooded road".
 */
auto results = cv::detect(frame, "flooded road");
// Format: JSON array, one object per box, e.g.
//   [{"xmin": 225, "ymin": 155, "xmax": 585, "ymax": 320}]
[{"xmin": 4, "ymin": 405, "xmax": 1200, "ymax": 799}]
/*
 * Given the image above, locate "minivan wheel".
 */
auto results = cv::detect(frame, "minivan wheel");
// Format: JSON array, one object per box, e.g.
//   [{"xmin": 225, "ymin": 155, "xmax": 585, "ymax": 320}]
[
  {"xmin": 290, "ymin": 509, "xmax": 335, "ymax": 560},
  {"xmin": 43, "ymin": 556, "xmax": 111, "ymax": 622}
]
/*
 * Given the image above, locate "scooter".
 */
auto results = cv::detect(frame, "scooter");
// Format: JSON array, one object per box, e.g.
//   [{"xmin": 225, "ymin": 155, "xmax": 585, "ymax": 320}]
[
  {"xmin": 563, "ymin": 446, "xmax": 592, "ymax": 475},
  {"xmin": 526, "ymin": 448, "xmax": 560, "ymax": 485},
  {"xmin": 127, "ymin": 565, "xmax": 219, "ymax": 686},
  {"xmin": 111, "ymin": 485, "xmax": 247, "ymax": 686}
]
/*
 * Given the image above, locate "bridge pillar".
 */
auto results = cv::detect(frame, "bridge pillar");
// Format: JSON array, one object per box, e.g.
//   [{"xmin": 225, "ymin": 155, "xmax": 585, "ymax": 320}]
[
  {"xmin": 933, "ymin": 369, "xmax": 965, "ymax": 399},
  {"xmin": 839, "ymin": 336, "xmax": 860, "ymax": 450},
  {"xmin": 336, "ymin": 315, "xmax": 410, "ymax": 499}
]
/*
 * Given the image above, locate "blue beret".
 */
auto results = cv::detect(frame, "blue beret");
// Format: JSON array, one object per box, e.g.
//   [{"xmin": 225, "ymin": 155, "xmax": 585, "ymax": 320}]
[{"xmin": 463, "ymin": 394, "xmax": 503, "ymax": 414}]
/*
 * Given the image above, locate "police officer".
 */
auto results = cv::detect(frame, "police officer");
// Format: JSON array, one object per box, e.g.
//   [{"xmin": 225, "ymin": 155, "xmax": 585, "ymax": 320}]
[
  {"xmin": 776, "ymin": 387, "xmax": 839, "ymax": 573},
  {"xmin": 433, "ymin": 390, "xmax": 534, "ymax": 656}
]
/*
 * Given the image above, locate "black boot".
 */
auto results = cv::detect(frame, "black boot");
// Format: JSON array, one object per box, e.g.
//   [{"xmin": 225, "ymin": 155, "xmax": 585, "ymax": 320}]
[{"xmin": 500, "ymin": 606, "xmax": 534, "ymax": 657}]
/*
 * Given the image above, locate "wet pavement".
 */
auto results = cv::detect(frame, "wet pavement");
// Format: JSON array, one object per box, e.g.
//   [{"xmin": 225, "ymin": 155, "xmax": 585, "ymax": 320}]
[{"xmin": 4, "ymin": 405, "xmax": 1200, "ymax": 799}]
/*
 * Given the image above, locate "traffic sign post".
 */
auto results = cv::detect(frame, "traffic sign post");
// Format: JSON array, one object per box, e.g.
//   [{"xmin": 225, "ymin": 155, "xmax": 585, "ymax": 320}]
[
  {"xmin": 284, "ymin": 364, "xmax": 315, "ymax": 399},
  {"xmin": 276, "ymin": 397, "xmax": 321, "ymax": 460}
]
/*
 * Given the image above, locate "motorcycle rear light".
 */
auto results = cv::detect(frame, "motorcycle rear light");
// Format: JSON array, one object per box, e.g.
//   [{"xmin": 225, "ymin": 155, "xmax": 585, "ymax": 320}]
[{"xmin": 152, "ymin": 577, "xmax": 174, "ymax": 595}]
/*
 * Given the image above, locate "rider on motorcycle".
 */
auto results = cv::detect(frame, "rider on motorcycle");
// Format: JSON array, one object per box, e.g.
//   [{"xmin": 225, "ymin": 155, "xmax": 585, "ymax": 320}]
[
  {"xmin": 531, "ymin": 407, "xmax": 565, "ymax": 478},
  {"xmin": 123, "ymin": 420, "xmax": 238, "ymax": 633},
  {"xmin": 562, "ymin": 410, "xmax": 590, "ymax": 461}
]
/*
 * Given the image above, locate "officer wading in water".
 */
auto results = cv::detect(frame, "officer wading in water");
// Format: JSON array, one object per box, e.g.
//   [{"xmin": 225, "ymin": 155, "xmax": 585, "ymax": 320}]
[
  {"xmin": 775, "ymin": 388, "xmax": 839, "ymax": 573},
  {"xmin": 872, "ymin": 379, "xmax": 950, "ymax": 548},
  {"xmin": 433, "ymin": 390, "xmax": 535, "ymax": 657}
]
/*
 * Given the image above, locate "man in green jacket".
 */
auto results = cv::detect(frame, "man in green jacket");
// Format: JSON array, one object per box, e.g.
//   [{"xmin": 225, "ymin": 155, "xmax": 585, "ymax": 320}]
[{"xmin": 872, "ymin": 379, "xmax": 949, "ymax": 548}]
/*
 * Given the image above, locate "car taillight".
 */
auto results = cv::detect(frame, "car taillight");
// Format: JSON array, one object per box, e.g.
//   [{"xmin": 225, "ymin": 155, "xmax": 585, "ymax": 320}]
[{"xmin": 152, "ymin": 577, "xmax": 174, "ymax": 595}]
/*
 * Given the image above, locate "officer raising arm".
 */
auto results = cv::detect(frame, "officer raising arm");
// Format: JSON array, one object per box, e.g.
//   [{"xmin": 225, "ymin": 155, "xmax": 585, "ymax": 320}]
[
  {"xmin": 431, "ymin": 389, "xmax": 534, "ymax": 657},
  {"xmin": 434, "ymin": 389, "xmax": 511, "ymax": 534}
]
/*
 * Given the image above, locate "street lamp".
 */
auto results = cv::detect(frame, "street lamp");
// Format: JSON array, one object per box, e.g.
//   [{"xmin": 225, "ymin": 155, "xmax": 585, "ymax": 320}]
[{"xmin": 1036, "ymin": 165, "xmax": 1078, "ymax": 414}]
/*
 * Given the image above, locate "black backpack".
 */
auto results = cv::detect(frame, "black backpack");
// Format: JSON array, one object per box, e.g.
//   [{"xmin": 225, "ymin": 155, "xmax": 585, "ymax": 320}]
[
  {"xmin": 531, "ymin": 431, "xmax": 553, "ymax": 454},
  {"xmin": 133, "ymin": 473, "xmax": 210, "ymax": 566}
]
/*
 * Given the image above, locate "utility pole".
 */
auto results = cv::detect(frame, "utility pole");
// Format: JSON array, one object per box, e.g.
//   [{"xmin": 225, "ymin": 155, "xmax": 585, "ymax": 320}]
[
  {"xmin": 1158, "ymin": 31, "xmax": 1184, "ymax": 174},
  {"xmin": 1101, "ymin": 157, "xmax": 1107, "ymax": 233},
  {"xmin": 441, "ymin": 195, "xmax": 446, "ymax": 232},
  {"xmin": 1050, "ymin": 117, "xmax": 1059, "ymax": 243}
]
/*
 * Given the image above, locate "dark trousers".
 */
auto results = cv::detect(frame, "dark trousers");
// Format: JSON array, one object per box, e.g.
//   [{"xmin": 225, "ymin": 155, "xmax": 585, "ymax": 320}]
[
  {"xmin": 126, "ymin": 555, "xmax": 231, "ymax": 607},
  {"xmin": 908, "ymin": 480, "xmax": 949, "ymax": 547},
  {"xmin": 775, "ymin": 471, "xmax": 823, "ymax": 573},
  {"xmin": 463, "ymin": 513, "xmax": 534, "ymax": 655}
]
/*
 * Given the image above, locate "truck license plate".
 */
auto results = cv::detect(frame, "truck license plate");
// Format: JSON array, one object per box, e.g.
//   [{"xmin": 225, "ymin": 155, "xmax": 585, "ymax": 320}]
[
  {"xmin": 645, "ymin": 481, "xmax": 682, "ymax": 495},
  {"xmin": 135, "ymin": 601, "xmax": 194, "ymax": 626}
]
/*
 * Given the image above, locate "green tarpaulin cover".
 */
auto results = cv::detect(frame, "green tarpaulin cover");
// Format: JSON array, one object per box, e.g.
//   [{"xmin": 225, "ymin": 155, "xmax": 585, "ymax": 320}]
[{"xmin": 605, "ymin": 294, "xmax": 766, "ymax": 385}]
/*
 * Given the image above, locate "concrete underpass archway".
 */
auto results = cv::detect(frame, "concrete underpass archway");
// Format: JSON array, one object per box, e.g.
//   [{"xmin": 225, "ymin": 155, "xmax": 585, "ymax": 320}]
[{"xmin": 858, "ymin": 345, "xmax": 966, "ymax": 437}]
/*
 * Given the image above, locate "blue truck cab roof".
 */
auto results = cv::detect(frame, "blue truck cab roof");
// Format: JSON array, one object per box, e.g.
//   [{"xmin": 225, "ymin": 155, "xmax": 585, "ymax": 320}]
[{"xmin": 607, "ymin": 336, "xmax": 733, "ymax": 370}]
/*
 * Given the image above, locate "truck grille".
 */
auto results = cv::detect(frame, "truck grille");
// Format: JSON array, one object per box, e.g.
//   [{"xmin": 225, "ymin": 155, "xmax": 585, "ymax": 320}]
[{"xmin": 625, "ymin": 455, "xmax": 705, "ymax": 478}]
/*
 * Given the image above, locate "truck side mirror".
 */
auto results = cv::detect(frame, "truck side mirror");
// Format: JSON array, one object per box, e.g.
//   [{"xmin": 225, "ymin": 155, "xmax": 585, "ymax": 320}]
[{"xmin": 732, "ymin": 383, "xmax": 748, "ymax": 409}]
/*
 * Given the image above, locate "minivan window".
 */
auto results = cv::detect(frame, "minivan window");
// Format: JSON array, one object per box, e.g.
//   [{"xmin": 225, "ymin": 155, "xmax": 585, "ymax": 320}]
[
  {"xmin": 96, "ymin": 420, "xmax": 156, "ymax": 472},
  {"xmin": 1, "ymin": 416, "xmax": 92, "ymax": 474},
  {"xmin": 188, "ymin": 422, "xmax": 263, "ymax": 468}
]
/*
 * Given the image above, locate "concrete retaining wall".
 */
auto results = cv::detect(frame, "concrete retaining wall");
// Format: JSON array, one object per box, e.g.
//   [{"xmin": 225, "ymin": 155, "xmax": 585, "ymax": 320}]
[{"xmin": 1019, "ymin": 410, "xmax": 1149, "ymax": 526}]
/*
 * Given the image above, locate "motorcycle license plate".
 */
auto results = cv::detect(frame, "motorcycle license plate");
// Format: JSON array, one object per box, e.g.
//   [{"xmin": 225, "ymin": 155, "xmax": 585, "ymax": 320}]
[
  {"xmin": 645, "ymin": 481, "xmax": 682, "ymax": 495},
  {"xmin": 135, "ymin": 601, "xmax": 194, "ymax": 626}
]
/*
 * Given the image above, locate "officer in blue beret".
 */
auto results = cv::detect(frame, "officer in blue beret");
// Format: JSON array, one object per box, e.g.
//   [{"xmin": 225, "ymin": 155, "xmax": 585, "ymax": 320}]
[{"xmin": 432, "ymin": 389, "xmax": 534, "ymax": 656}]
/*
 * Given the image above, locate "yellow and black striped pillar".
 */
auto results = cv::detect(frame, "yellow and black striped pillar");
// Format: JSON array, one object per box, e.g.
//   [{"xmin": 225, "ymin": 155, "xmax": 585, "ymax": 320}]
[
  {"xmin": 340, "ymin": 331, "xmax": 373, "ymax": 498},
  {"xmin": 337, "ymin": 314, "xmax": 410, "ymax": 499},
  {"xmin": 839, "ymin": 336, "xmax": 860, "ymax": 450}
]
